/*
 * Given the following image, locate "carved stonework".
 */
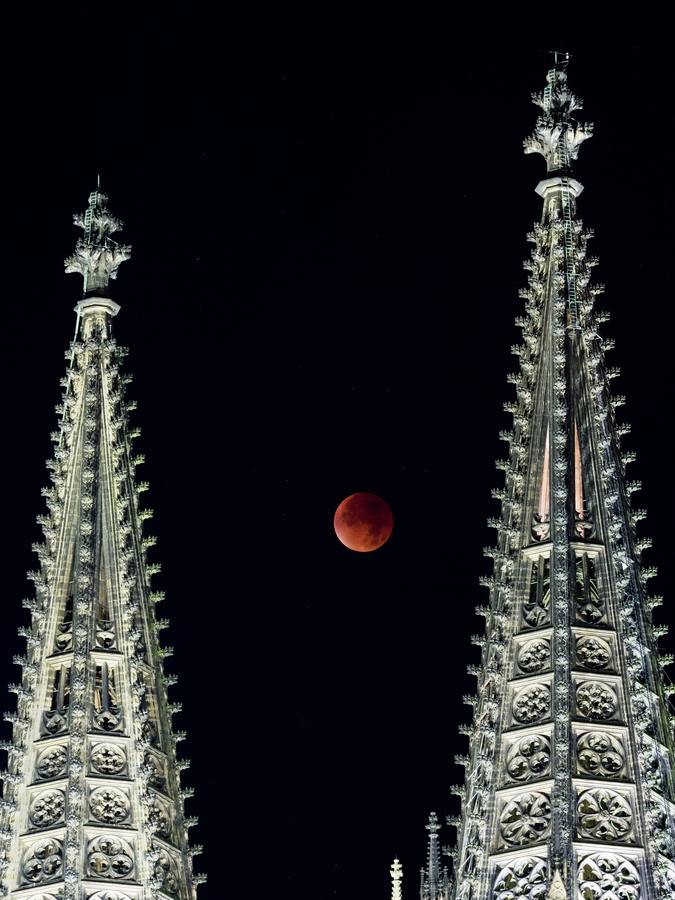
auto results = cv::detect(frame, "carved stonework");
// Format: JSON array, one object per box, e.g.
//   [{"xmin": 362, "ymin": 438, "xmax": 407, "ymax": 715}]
[
  {"xmin": 493, "ymin": 857, "xmax": 548, "ymax": 900},
  {"xmin": 65, "ymin": 190, "xmax": 131, "ymax": 296},
  {"xmin": 153, "ymin": 846, "xmax": 180, "ymax": 895},
  {"xmin": 499, "ymin": 792, "xmax": 552, "ymax": 847},
  {"xmin": 512, "ymin": 684, "xmax": 551, "ymax": 725},
  {"xmin": 577, "ymin": 789, "xmax": 634, "ymax": 842},
  {"xmin": 575, "ymin": 635, "xmax": 612, "ymax": 671},
  {"xmin": 90, "ymin": 743, "xmax": 128, "ymax": 777},
  {"xmin": 36, "ymin": 745, "xmax": 68, "ymax": 780},
  {"xmin": 578, "ymin": 853, "xmax": 640, "ymax": 900},
  {"xmin": 523, "ymin": 68, "xmax": 593, "ymax": 172},
  {"xmin": 20, "ymin": 838, "xmax": 63, "ymax": 885},
  {"xmin": 575, "ymin": 681, "xmax": 618, "ymax": 720},
  {"xmin": 506, "ymin": 734, "xmax": 551, "ymax": 783},
  {"xmin": 147, "ymin": 794, "xmax": 172, "ymax": 840},
  {"xmin": 86, "ymin": 835, "xmax": 135, "ymax": 880},
  {"xmin": 576, "ymin": 731, "xmax": 626, "ymax": 778},
  {"xmin": 88, "ymin": 786, "xmax": 131, "ymax": 825},
  {"xmin": 29, "ymin": 789, "xmax": 66, "ymax": 829},
  {"xmin": 517, "ymin": 638, "xmax": 551, "ymax": 674}
]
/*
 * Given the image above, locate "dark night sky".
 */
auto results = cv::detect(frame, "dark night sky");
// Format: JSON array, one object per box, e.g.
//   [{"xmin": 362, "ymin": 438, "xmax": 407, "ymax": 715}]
[{"xmin": 0, "ymin": 8, "xmax": 673, "ymax": 899}]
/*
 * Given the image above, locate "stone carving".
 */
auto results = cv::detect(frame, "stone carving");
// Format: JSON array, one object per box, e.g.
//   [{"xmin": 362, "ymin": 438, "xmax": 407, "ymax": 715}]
[
  {"xmin": 29, "ymin": 789, "xmax": 65, "ymax": 829},
  {"xmin": 88, "ymin": 893, "xmax": 134, "ymax": 900},
  {"xmin": 524, "ymin": 69, "xmax": 593, "ymax": 172},
  {"xmin": 65, "ymin": 191, "xmax": 131, "ymax": 295},
  {"xmin": 577, "ymin": 789, "xmax": 633, "ymax": 842},
  {"xmin": 147, "ymin": 794, "xmax": 171, "ymax": 839},
  {"xmin": 21, "ymin": 838, "xmax": 63, "ymax": 884},
  {"xmin": 144, "ymin": 751, "xmax": 167, "ymax": 791},
  {"xmin": 90, "ymin": 743, "xmax": 127, "ymax": 776},
  {"xmin": 36, "ymin": 745, "xmax": 67, "ymax": 780},
  {"xmin": 41, "ymin": 709, "xmax": 68, "ymax": 736},
  {"xmin": 507, "ymin": 735, "xmax": 551, "ymax": 783},
  {"xmin": 578, "ymin": 853, "xmax": 640, "ymax": 900},
  {"xmin": 577, "ymin": 731, "xmax": 625, "ymax": 777},
  {"xmin": 493, "ymin": 856, "xmax": 548, "ymax": 900},
  {"xmin": 517, "ymin": 639, "xmax": 550, "ymax": 674},
  {"xmin": 54, "ymin": 621, "xmax": 73, "ymax": 653},
  {"xmin": 153, "ymin": 846, "xmax": 179, "ymax": 894},
  {"xmin": 89, "ymin": 786, "xmax": 130, "ymax": 825},
  {"xmin": 499, "ymin": 792, "xmax": 551, "ymax": 846},
  {"xmin": 513, "ymin": 684, "xmax": 551, "ymax": 725},
  {"xmin": 87, "ymin": 835, "xmax": 135, "ymax": 879},
  {"xmin": 576, "ymin": 635, "xmax": 612, "ymax": 670},
  {"xmin": 576, "ymin": 682, "xmax": 618, "ymax": 720}
]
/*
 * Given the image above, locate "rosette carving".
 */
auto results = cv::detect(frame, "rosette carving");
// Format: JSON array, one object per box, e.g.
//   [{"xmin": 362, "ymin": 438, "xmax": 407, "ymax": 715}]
[
  {"xmin": 499, "ymin": 792, "xmax": 551, "ymax": 846},
  {"xmin": 507, "ymin": 735, "xmax": 551, "ymax": 782},
  {"xmin": 577, "ymin": 789, "xmax": 633, "ymax": 842},
  {"xmin": 517, "ymin": 639, "xmax": 550, "ymax": 674},
  {"xmin": 578, "ymin": 853, "xmax": 640, "ymax": 900},
  {"xmin": 89, "ymin": 786, "xmax": 130, "ymax": 825},
  {"xmin": 513, "ymin": 684, "xmax": 551, "ymax": 725},
  {"xmin": 576, "ymin": 635, "xmax": 612, "ymax": 670},
  {"xmin": 36, "ymin": 745, "xmax": 67, "ymax": 780},
  {"xmin": 493, "ymin": 857, "xmax": 547, "ymax": 900},
  {"xmin": 29, "ymin": 789, "xmax": 65, "ymax": 829},
  {"xmin": 90, "ymin": 743, "xmax": 127, "ymax": 776},
  {"xmin": 576, "ymin": 681, "xmax": 618, "ymax": 720}
]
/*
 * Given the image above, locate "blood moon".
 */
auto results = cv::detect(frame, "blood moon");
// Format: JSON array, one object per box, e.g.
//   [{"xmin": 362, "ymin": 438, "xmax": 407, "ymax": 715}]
[{"xmin": 333, "ymin": 493, "xmax": 393, "ymax": 552}]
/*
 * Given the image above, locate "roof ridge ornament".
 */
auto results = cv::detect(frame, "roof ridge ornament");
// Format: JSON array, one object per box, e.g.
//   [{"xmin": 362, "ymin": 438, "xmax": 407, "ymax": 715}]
[{"xmin": 64, "ymin": 183, "xmax": 132, "ymax": 298}]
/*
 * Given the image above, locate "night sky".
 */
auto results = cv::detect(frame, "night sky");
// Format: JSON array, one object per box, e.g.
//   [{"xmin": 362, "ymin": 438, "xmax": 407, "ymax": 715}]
[{"xmin": 0, "ymin": 10, "xmax": 673, "ymax": 900}]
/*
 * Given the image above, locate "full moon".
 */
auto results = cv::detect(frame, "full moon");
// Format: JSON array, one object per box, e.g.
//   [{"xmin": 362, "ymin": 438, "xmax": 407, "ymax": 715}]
[{"xmin": 333, "ymin": 492, "xmax": 393, "ymax": 552}]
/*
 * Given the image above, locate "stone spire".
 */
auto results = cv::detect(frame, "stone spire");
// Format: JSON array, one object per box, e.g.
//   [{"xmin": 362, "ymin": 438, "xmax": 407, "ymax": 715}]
[
  {"xmin": 390, "ymin": 58, "xmax": 675, "ymax": 900},
  {"xmin": 391, "ymin": 858, "xmax": 403, "ymax": 900},
  {"xmin": 420, "ymin": 814, "xmax": 451, "ymax": 900},
  {"xmin": 0, "ymin": 189, "xmax": 205, "ymax": 898}
]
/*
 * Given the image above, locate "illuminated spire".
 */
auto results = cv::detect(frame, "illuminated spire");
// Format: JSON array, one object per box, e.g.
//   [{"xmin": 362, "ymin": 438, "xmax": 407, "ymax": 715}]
[
  {"xmin": 391, "ymin": 858, "xmax": 403, "ymax": 900},
  {"xmin": 64, "ymin": 182, "xmax": 131, "ymax": 297}
]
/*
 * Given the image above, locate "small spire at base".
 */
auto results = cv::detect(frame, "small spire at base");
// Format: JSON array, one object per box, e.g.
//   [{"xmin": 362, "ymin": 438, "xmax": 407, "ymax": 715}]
[{"xmin": 391, "ymin": 858, "xmax": 403, "ymax": 900}]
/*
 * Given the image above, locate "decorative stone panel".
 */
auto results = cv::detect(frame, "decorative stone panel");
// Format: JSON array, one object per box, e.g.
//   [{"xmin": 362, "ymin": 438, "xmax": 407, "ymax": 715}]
[
  {"xmin": 88, "ymin": 785, "xmax": 132, "ymax": 826},
  {"xmin": 498, "ymin": 791, "xmax": 552, "ymax": 847},
  {"xmin": 575, "ymin": 730, "xmax": 627, "ymax": 778},
  {"xmin": 35, "ymin": 744, "xmax": 68, "ymax": 780},
  {"xmin": 511, "ymin": 682, "xmax": 552, "ymax": 727},
  {"xmin": 505, "ymin": 733, "xmax": 552, "ymax": 784},
  {"xmin": 20, "ymin": 837, "xmax": 63, "ymax": 885},
  {"xmin": 89, "ymin": 742, "xmax": 128, "ymax": 777},
  {"xmin": 147, "ymin": 793, "xmax": 173, "ymax": 841},
  {"xmin": 492, "ymin": 856, "xmax": 547, "ymax": 900},
  {"xmin": 577, "ymin": 788, "xmax": 634, "ymax": 842},
  {"xmin": 28, "ymin": 788, "xmax": 66, "ymax": 830},
  {"xmin": 151, "ymin": 844, "xmax": 180, "ymax": 895},
  {"xmin": 516, "ymin": 637, "xmax": 551, "ymax": 676},
  {"xmin": 143, "ymin": 750, "xmax": 167, "ymax": 792},
  {"xmin": 86, "ymin": 833, "xmax": 135, "ymax": 879},
  {"xmin": 575, "ymin": 680, "xmax": 620, "ymax": 722},
  {"xmin": 574, "ymin": 633, "xmax": 614, "ymax": 672},
  {"xmin": 577, "ymin": 853, "xmax": 640, "ymax": 900}
]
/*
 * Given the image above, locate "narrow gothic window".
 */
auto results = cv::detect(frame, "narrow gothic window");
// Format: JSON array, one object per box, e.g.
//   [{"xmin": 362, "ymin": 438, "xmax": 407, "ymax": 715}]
[
  {"xmin": 574, "ymin": 420, "xmax": 594, "ymax": 539},
  {"xmin": 574, "ymin": 553, "xmax": 604, "ymax": 624},
  {"xmin": 93, "ymin": 662, "xmax": 122, "ymax": 732},
  {"xmin": 50, "ymin": 665, "xmax": 71, "ymax": 711},
  {"xmin": 522, "ymin": 555, "xmax": 551, "ymax": 627},
  {"xmin": 532, "ymin": 427, "xmax": 550, "ymax": 541}
]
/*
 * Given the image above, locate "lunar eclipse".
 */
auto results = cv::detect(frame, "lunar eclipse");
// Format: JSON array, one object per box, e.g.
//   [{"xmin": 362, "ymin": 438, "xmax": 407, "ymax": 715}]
[{"xmin": 333, "ymin": 492, "xmax": 393, "ymax": 552}]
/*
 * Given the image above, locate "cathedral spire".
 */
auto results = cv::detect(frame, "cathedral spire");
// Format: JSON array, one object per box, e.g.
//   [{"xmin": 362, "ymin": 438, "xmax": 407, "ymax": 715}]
[
  {"xmin": 391, "ymin": 858, "xmax": 403, "ymax": 900},
  {"xmin": 389, "ymin": 59, "xmax": 675, "ymax": 900},
  {"xmin": 0, "ymin": 189, "xmax": 204, "ymax": 898}
]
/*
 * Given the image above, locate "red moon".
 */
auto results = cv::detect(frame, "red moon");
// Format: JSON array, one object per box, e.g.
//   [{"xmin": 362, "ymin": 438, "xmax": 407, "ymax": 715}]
[{"xmin": 333, "ymin": 493, "xmax": 393, "ymax": 552}]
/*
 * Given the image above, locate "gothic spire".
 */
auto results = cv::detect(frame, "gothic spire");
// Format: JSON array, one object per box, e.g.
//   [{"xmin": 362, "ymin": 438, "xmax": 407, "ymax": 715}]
[
  {"xmin": 391, "ymin": 858, "xmax": 403, "ymax": 900},
  {"xmin": 0, "ymin": 188, "xmax": 205, "ymax": 898},
  {"xmin": 388, "ymin": 58, "xmax": 675, "ymax": 900},
  {"xmin": 64, "ymin": 181, "xmax": 132, "ymax": 299}
]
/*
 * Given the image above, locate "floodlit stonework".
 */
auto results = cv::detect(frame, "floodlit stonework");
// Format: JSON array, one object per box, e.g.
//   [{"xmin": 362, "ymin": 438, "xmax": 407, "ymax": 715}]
[
  {"xmin": 0, "ymin": 187, "xmax": 204, "ymax": 899},
  {"xmin": 393, "ymin": 60, "xmax": 675, "ymax": 900}
]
